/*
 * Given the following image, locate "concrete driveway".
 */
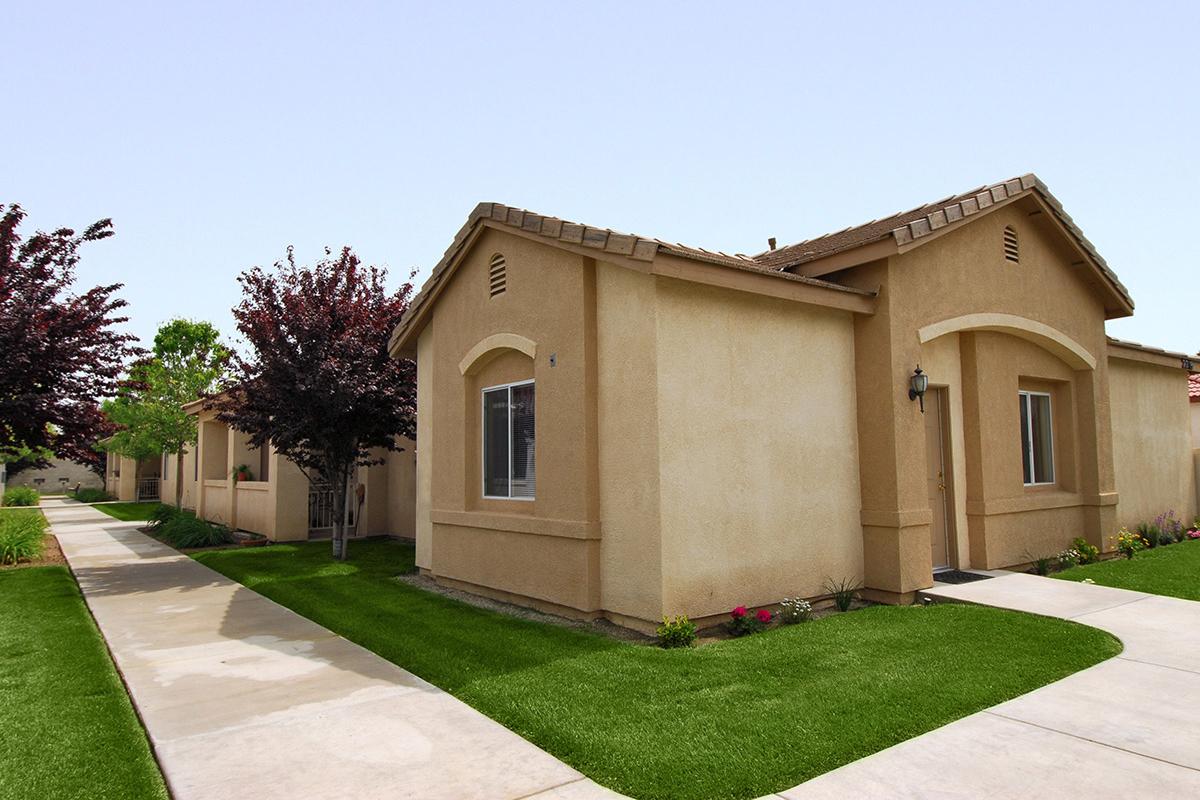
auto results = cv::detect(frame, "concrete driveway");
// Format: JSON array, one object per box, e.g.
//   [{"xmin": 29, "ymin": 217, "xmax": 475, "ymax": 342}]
[{"xmin": 776, "ymin": 572, "xmax": 1200, "ymax": 799}]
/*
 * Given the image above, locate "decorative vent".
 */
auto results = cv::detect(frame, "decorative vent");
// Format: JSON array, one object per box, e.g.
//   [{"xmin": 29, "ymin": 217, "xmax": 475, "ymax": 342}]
[
  {"xmin": 1003, "ymin": 225, "xmax": 1019, "ymax": 263},
  {"xmin": 488, "ymin": 254, "xmax": 506, "ymax": 297}
]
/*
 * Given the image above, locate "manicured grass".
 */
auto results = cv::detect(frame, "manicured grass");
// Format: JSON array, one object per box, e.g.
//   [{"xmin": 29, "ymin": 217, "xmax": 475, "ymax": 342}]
[
  {"xmin": 1055, "ymin": 540, "xmax": 1200, "ymax": 600},
  {"xmin": 0, "ymin": 566, "xmax": 168, "ymax": 799},
  {"xmin": 91, "ymin": 501, "xmax": 161, "ymax": 522},
  {"xmin": 195, "ymin": 540, "xmax": 1119, "ymax": 800}
]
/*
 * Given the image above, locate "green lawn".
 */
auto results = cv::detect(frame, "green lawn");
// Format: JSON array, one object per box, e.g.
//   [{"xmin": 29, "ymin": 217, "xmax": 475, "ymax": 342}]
[
  {"xmin": 0, "ymin": 566, "xmax": 168, "ymax": 800},
  {"xmin": 1055, "ymin": 540, "xmax": 1200, "ymax": 600},
  {"xmin": 91, "ymin": 501, "xmax": 161, "ymax": 522},
  {"xmin": 195, "ymin": 540, "xmax": 1119, "ymax": 800}
]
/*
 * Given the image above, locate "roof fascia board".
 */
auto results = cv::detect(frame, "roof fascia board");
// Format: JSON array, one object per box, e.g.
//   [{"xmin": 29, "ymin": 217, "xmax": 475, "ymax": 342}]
[
  {"xmin": 389, "ymin": 223, "xmax": 487, "ymax": 357},
  {"xmin": 791, "ymin": 238, "xmax": 898, "ymax": 278},
  {"xmin": 652, "ymin": 253, "xmax": 877, "ymax": 315},
  {"xmin": 1107, "ymin": 340, "xmax": 1196, "ymax": 371}
]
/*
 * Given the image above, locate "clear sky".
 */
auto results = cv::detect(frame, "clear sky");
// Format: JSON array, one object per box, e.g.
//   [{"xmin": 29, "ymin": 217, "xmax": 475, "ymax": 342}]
[{"xmin": 5, "ymin": 1, "xmax": 1197, "ymax": 354}]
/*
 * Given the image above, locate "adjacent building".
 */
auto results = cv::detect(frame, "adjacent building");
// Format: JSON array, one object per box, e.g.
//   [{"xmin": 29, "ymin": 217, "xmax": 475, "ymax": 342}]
[{"xmin": 389, "ymin": 174, "xmax": 1197, "ymax": 632}]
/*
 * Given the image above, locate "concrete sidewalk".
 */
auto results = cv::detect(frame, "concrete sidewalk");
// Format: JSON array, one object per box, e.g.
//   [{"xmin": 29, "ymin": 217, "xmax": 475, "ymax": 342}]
[
  {"xmin": 778, "ymin": 572, "xmax": 1200, "ymax": 799},
  {"xmin": 44, "ymin": 499, "xmax": 623, "ymax": 800}
]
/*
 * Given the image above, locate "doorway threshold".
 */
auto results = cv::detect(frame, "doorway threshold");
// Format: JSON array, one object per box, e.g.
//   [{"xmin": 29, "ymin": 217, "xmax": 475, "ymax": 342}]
[{"xmin": 932, "ymin": 569, "xmax": 995, "ymax": 585}]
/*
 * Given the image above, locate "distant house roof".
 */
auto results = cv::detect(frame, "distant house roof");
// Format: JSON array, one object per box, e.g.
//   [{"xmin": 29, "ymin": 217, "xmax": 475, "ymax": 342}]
[
  {"xmin": 752, "ymin": 173, "xmax": 1133, "ymax": 314},
  {"xmin": 1190, "ymin": 373, "xmax": 1200, "ymax": 402}
]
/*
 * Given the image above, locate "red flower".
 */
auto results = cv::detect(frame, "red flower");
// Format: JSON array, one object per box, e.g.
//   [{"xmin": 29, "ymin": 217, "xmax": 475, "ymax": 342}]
[
  {"xmin": 756, "ymin": 609, "xmax": 772, "ymax": 624},
  {"xmin": 731, "ymin": 606, "xmax": 747, "ymax": 619}
]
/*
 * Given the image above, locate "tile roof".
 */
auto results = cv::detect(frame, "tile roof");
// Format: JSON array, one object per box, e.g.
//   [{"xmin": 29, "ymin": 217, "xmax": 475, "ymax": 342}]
[
  {"xmin": 1190, "ymin": 373, "xmax": 1200, "ymax": 402},
  {"xmin": 392, "ymin": 202, "xmax": 874, "ymax": 352},
  {"xmin": 753, "ymin": 174, "xmax": 1133, "ymax": 311}
]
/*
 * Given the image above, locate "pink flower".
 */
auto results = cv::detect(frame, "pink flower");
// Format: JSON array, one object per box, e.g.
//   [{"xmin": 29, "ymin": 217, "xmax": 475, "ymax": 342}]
[
  {"xmin": 756, "ymin": 609, "xmax": 772, "ymax": 623},
  {"xmin": 731, "ymin": 606, "xmax": 747, "ymax": 619}
]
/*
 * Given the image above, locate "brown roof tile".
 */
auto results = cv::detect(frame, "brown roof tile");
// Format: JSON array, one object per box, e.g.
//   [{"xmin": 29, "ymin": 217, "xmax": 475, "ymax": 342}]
[{"xmin": 753, "ymin": 174, "xmax": 1132, "ymax": 311}]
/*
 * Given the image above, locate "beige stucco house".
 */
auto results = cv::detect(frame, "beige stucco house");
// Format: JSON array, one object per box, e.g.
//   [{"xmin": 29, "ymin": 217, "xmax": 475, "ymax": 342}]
[
  {"xmin": 104, "ymin": 453, "xmax": 162, "ymax": 501},
  {"xmin": 162, "ymin": 399, "xmax": 416, "ymax": 542},
  {"xmin": 389, "ymin": 174, "xmax": 1197, "ymax": 633}
]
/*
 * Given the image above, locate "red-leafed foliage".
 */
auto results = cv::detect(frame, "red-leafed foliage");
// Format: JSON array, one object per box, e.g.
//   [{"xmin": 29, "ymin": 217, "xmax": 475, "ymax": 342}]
[
  {"xmin": 0, "ymin": 204, "xmax": 136, "ymax": 463},
  {"xmin": 214, "ymin": 246, "xmax": 415, "ymax": 559}
]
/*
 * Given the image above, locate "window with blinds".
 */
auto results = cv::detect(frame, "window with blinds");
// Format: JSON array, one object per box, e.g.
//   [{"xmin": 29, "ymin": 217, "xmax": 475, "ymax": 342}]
[
  {"xmin": 482, "ymin": 380, "xmax": 535, "ymax": 499},
  {"xmin": 1019, "ymin": 390, "xmax": 1054, "ymax": 485},
  {"xmin": 489, "ymin": 254, "xmax": 507, "ymax": 297}
]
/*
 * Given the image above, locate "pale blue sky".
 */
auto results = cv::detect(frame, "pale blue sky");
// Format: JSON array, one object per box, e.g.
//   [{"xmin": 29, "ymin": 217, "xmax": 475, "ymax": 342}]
[{"xmin": 5, "ymin": 1, "xmax": 1197, "ymax": 354}]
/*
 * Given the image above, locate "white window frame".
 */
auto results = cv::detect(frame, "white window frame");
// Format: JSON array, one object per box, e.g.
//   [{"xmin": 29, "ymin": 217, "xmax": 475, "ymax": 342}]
[
  {"xmin": 1019, "ymin": 390, "xmax": 1055, "ymax": 487},
  {"xmin": 481, "ymin": 378, "xmax": 535, "ymax": 501}
]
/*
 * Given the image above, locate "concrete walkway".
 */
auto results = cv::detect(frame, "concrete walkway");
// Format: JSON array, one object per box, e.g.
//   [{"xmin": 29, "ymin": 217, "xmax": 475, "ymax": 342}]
[
  {"xmin": 44, "ymin": 499, "xmax": 623, "ymax": 800},
  {"xmin": 779, "ymin": 572, "xmax": 1200, "ymax": 799}
]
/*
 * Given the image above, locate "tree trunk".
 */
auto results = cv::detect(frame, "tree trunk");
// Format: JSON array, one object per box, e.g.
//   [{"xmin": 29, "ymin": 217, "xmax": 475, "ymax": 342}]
[
  {"xmin": 175, "ymin": 448, "xmax": 185, "ymax": 509},
  {"xmin": 330, "ymin": 468, "xmax": 349, "ymax": 561}
]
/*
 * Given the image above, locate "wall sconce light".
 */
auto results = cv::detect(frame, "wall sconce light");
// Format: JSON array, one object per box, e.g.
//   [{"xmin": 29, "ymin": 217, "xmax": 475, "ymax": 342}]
[{"xmin": 908, "ymin": 365, "xmax": 929, "ymax": 413}]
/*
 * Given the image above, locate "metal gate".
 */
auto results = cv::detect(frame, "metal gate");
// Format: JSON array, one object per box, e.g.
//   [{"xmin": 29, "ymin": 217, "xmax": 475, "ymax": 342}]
[
  {"xmin": 308, "ymin": 480, "xmax": 355, "ymax": 535},
  {"xmin": 137, "ymin": 477, "xmax": 160, "ymax": 502}
]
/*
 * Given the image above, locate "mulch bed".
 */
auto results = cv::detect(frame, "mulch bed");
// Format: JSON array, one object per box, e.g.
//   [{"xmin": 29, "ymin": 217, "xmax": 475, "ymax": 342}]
[{"xmin": 0, "ymin": 534, "xmax": 67, "ymax": 570}]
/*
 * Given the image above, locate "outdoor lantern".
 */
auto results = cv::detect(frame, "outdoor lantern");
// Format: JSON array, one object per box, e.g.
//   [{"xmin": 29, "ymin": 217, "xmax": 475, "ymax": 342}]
[{"xmin": 908, "ymin": 366, "xmax": 929, "ymax": 413}]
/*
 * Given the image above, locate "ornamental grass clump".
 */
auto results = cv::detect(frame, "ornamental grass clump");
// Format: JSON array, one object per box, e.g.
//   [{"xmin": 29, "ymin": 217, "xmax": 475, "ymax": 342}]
[
  {"xmin": 0, "ymin": 510, "xmax": 47, "ymax": 564},
  {"xmin": 2, "ymin": 486, "xmax": 39, "ymax": 507},
  {"xmin": 655, "ymin": 615, "xmax": 697, "ymax": 648},
  {"xmin": 727, "ymin": 605, "xmax": 772, "ymax": 636},
  {"xmin": 824, "ymin": 577, "xmax": 861, "ymax": 611},
  {"xmin": 779, "ymin": 597, "xmax": 813, "ymax": 624},
  {"xmin": 156, "ymin": 510, "xmax": 231, "ymax": 549}
]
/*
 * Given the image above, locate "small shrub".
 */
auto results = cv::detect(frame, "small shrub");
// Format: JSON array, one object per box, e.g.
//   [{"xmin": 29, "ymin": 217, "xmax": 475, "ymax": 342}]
[
  {"xmin": 1028, "ymin": 554, "xmax": 1054, "ymax": 576},
  {"xmin": 656, "ymin": 615, "xmax": 697, "ymax": 648},
  {"xmin": 157, "ymin": 511, "xmax": 231, "ymax": 549},
  {"xmin": 0, "ymin": 510, "xmax": 47, "ymax": 564},
  {"xmin": 1055, "ymin": 548, "xmax": 1081, "ymax": 570},
  {"xmin": 779, "ymin": 597, "xmax": 813, "ymax": 624},
  {"xmin": 148, "ymin": 503, "xmax": 181, "ymax": 529},
  {"xmin": 1134, "ymin": 521, "xmax": 1160, "ymax": 549},
  {"xmin": 1072, "ymin": 537, "xmax": 1100, "ymax": 565},
  {"xmin": 69, "ymin": 489, "xmax": 112, "ymax": 501},
  {"xmin": 1112, "ymin": 527, "xmax": 1147, "ymax": 560},
  {"xmin": 727, "ymin": 605, "xmax": 770, "ymax": 636},
  {"xmin": 824, "ymin": 577, "xmax": 861, "ymax": 611},
  {"xmin": 70, "ymin": 487, "xmax": 113, "ymax": 503},
  {"xmin": 1154, "ymin": 510, "xmax": 1184, "ymax": 545},
  {"xmin": 2, "ymin": 486, "xmax": 40, "ymax": 507}
]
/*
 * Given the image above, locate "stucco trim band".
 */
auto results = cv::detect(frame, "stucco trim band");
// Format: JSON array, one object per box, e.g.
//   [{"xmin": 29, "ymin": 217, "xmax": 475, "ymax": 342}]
[
  {"xmin": 430, "ymin": 509, "xmax": 600, "ymax": 540},
  {"xmin": 458, "ymin": 333, "xmax": 538, "ymax": 376},
  {"xmin": 861, "ymin": 507, "xmax": 933, "ymax": 527},
  {"xmin": 918, "ymin": 313, "xmax": 1097, "ymax": 370}
]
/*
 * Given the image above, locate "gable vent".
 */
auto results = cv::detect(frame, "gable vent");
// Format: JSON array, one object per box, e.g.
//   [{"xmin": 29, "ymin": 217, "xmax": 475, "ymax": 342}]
[
  {"xmin": 488, "ymin": 254, "xmax": 507, "ymax": 297},
  {"xmin": 1003, "ymin": 225, "xmax": 1019, "ymax": 263}
]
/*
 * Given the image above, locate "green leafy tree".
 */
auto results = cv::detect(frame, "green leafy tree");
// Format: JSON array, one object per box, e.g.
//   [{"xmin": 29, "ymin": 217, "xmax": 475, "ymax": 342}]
[{"xmin": 102, "ymin": 320, "xmax": 230, "ymax": 506}]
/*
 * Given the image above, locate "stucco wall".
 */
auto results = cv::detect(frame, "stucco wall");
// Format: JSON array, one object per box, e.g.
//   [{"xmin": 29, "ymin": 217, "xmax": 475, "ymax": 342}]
[
  {"xmin": 595, "ymin": 262, "xmax": 664, "ymax": 622},
  {"xmin": 653, "ymin": 277, "xmax": 862, "ymax": 617},
  {"xmin": 8, "ymin": 459, "xmax": 103, "ymax": 492},
  {"xmin": 1109, "ymin": 358, "xmax": 1196, "ymax": 529}
]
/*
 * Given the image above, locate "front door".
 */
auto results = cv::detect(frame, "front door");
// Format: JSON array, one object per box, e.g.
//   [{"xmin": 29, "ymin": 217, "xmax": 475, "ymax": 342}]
[{"xmin": 925, "ymin": 388, "xmax": 954, "ymax": 569}]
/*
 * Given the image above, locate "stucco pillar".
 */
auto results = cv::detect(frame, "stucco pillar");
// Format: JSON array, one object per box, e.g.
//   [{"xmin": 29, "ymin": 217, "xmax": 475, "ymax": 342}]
[
  {"xmin": 1075, "ymin": 365, "xmax": 1118, "ymax": 551},
  {"xmin": 854, "ymin": 300, "xmax": 934, "ymax": 603}
]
